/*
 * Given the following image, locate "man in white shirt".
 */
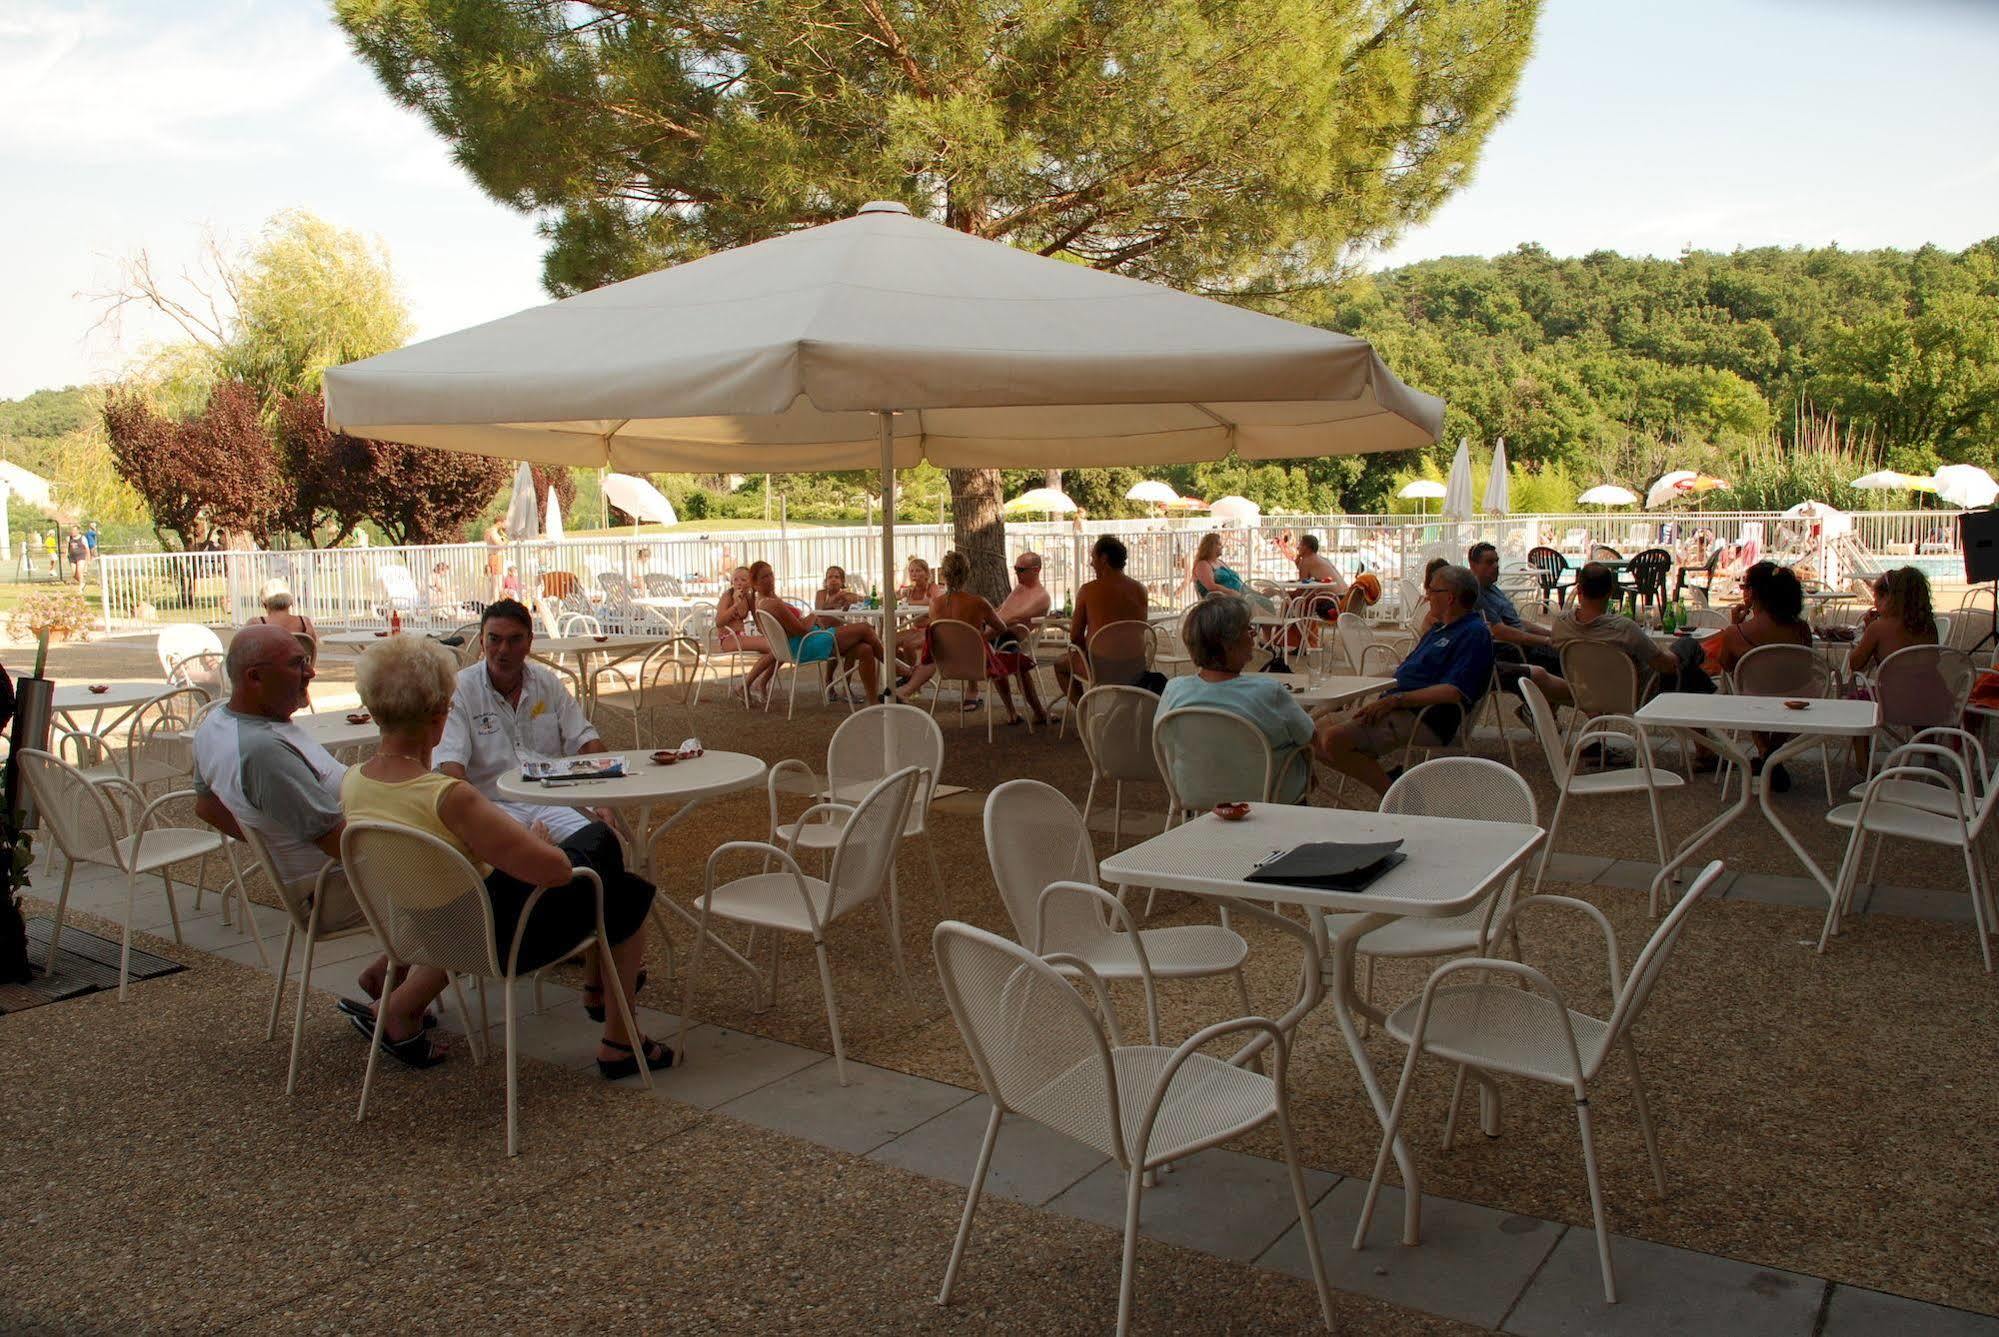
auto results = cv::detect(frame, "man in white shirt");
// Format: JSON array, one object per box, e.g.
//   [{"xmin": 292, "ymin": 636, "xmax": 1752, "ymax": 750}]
[{"xmin": 436, "ymin": 599, "xmax": 610, "ymax": 841}]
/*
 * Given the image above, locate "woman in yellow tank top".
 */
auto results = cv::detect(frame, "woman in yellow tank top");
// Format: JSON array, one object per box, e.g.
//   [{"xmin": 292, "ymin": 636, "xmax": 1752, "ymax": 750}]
[{"xmin": 342, "ymin": 635, "xmax": 668, "ymax": 1077}]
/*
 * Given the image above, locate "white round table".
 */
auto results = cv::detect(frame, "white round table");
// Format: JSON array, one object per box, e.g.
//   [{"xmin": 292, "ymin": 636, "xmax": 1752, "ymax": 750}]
[
  {"xmin": 320, "ymin": 630, "xmax": 401, "ymax": 653},
  {"xmin": 292, "ymin": 712, "xmax": 382, "ymax": 753},
  {"xmin": 495, "ymin": 748, "xmax": 768, "ymax": 980}
]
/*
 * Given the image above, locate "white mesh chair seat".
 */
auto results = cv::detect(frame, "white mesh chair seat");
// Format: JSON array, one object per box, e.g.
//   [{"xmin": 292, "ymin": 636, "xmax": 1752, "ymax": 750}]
[
  {"xmin": 1562, "ymin": 767, "xmax": 1685, "ymax": 797},
  {"xmin": 697, "ymin": 870, "xmax": 839, "ymax": 935},
  {"xmin": 1059, "ymin": 922, "xmax": 1249, "ymax": 979},
  {"xmin": 1382, "ymin": 985, "xmax": 1613, "ymax": 1085},
  {"xmin": 1826, "ymin": 799, "xmax": 1966, "ymax": 842},
  {"xmin": 1016, "ymin": 1046, "xmax": 1278, "ymax": 1165},
  {"xmin": 102, "ymin": 826, "xmax": 225, "ymax": 873},
  {"xmin": 1076, "ymin": 686, "xmax": 1165, "ymax": 851}
]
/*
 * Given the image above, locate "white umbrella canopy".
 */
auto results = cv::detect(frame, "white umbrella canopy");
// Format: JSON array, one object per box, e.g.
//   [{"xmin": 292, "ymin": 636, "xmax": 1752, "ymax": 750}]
[
  {"xmin": 1782, "ymin": 499, "xmax": 1852, "ymax": 536},
  {"xmin": 603, "ymin": 472, "xmax": 680, "ymax": 526},
  {"xmin": 503, "ymin": 461, "xmax": 538, "ymax": 538},
  {"xmin": 1645, "ymin": 470, "xmax": 1729, "ymax": 509},
  {"xmin": 1482, "ymin": 438, "xmax": 1510, "ymax": 516},
  {"xmin": 1442, "ymin": 440, "xmax": 1474, "ymax": 520},
  {"xmin": 1004, "ymin": 485, "xmax": 1078, "ymax": 514},
  {"xmin": 1208, "ymin": 495, "xmax": 1262, "ymax": 525},
  {"xmin": 1125, "ymin": 479, "xmax": 1180, "ymax": 505},
  {"xmin": 1577, "ymin": 484, "xmax": 1638, "ymax": 507},
  {"xmin": 323, "ymin": 202, "xmax": 1442, "ymax": 470},
  {"xmin": 1849, "ymin": 469, "xmax": 1936, "ymax": 493},
  {"xmin": 1933, "ymin": 464, "xmax": 1999, "ymax": 509},
  {"xmin": 1398, "ymin": 479, "xmax": 1446, "ymax": 500},
  {"xmin": 543, "ymin": 487, "xmax": 565, "ymax": 541}
]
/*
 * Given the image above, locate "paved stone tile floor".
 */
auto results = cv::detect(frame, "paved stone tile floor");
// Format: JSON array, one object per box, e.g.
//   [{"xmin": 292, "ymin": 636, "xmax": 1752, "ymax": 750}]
[{"xmin": 29, "ymin": 856, "xmax": 1999, "ymax": 1335}]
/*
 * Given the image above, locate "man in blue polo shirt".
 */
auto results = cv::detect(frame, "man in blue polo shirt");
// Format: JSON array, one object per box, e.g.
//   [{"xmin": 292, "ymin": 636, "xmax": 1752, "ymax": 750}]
[{"xmin": 1314, "ymin": 564, "xmax": 1494, "ymax": 794}]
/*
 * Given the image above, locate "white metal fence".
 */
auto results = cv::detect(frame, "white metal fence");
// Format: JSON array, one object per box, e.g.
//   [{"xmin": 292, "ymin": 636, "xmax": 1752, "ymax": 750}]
[{"xmin": 94, "ymin": 509, "xmax": 1966, "ymax": 633}]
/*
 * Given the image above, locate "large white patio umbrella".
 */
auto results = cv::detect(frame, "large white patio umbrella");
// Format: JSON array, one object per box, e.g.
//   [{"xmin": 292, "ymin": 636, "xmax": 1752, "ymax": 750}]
[
  {"xmin": 1125, "ymin": 479, "xmax": 1179, "ymax": 506},
  {"xmin": 604, "ymin": 472, "xmax": 680, "ymax": 528},
  {"xmin": 1577, "ymin": 484, "xmax": 1638, "ymax": 508},
  {"xmin": 1208, "ymin": 495, "xmax": 1261, "ymax": 526},
  {"xmin": 1003, "ymin": 485, "xmax": 1078, "ymax": 515},
  {"xmin": 1398, "ymin": 479, "xmax": 1446, "ymax": 516},
  {"xmin": 1933, "ymin": 464, "xmax": 1999, "ymax": 509},
  {"xmin": 324, "ymin": 200, "xmax": 1442, "ymax": 630},
  {"xmin": 1441, "ymin": 440, "xmax": 1474, "ymax": 521},
  {"xmin": 1849, "ymin": 469, "xmax": 1936, "ymax": 494},
  {"xmin": 543, "ymin": 487, "xmax": 565, "ymax": 541},
  {"xmin": 1482, "ymin": 438, "xmax": 1511, "ymax": 516},
  {"xmin": 503, "ymin": 461, "xmax": 538, "ymax": 538}
]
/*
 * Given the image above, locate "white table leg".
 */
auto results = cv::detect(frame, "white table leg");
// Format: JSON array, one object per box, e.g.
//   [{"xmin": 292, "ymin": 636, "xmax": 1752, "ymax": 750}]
[
  {"xmin": 638, "ymin": 795, "xmax": 761, "ymax": 981},
  {"xmin": 1323, "ymin": 910, "xmax": 1424, "ymax": 1246},
  {"xmin": 1648, "ymin": 730, "xmax": 1754, "ymax": 911},
  {"xmin": 1757, "ymin": 730, "xmax": 1847, "ymax": 933}
]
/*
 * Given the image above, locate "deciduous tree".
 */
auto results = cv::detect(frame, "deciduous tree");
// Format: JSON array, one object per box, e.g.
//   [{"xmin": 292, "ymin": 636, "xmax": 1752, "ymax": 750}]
[{"xmin": 335, "ymin": 0, "xmax": 1539, "ymax": 596}]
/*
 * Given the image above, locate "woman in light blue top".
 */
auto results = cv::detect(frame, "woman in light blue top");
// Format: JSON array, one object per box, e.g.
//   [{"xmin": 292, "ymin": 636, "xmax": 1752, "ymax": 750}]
[
  {"xmin": 1159, "ymin": 593, "xmax": 1316, "ymax": 802},
  {"xmin": 1189, "ymin": 531, "xmax": 1275, "ymax": 612}
]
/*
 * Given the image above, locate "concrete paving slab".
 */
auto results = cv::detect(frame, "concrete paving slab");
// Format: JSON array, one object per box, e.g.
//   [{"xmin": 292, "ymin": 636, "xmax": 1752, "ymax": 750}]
[
  {"xmin": 1595, "ymin": 860, "xmax": 1666, "ymax": 893},
  {"xmin": 868, "ymin": 1094, "xmax": 1107, "ymax": 1207},
  {"xmin": 650, "ymin": 1022, "xmax": 827, "ymax": 1109},
  {"xmin": 716, "ymin": 1055, "xmax": 972, "ymax": 1154},
  {"xmin": 1502, "ymin": 1226, "xmax": 1821, "ymax": 1336},
  {"xmin": 1542, "ymin": 853, "xmax": 1615, "ymax": 884},
  {"xmin": 1049, "ymin": 1147, "xmax": 1338, "ymax": 1263},
  {"xmin": 1723, "ymin": 872, "xmax": 1829, "ymax": 908},
  {"xmin": 1864, "ymin": 882, "xmax": 1979, "ymax": 924},
  {"xmin": 1821, "ymin": 1284, "xmax": 1999, "ymax": 1337},
  {"xmin": 1261, "ymin": 1177, "xmax": 1561, "ymax": 1329}
]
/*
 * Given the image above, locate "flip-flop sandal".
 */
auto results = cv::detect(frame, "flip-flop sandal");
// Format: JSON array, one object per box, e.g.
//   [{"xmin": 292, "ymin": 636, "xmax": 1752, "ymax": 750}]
[
  {"xmin": 344, "ymin": 1007, "xmax": 449, "ymax": 1068},
  {"xmin": 596, "ymin": 1036, "xmax": 675, "ymax": 1080},
  {"xmin": 582, "ymin": 969, "xmax": 648, "ymax": 1023},
  {"xmin": 337, "ymin": 997, "xmax": 439, "ymax": 1030}
]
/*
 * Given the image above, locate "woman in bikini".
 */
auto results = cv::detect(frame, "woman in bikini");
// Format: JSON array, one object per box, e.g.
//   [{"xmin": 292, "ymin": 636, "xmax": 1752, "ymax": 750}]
[
  {"xmin": 745, "ymin": 560, "xmax": 886, "ymax": 705},
  {"xmin": 715, "ymin": 565, "xmax": 774, "ymax": 704}
]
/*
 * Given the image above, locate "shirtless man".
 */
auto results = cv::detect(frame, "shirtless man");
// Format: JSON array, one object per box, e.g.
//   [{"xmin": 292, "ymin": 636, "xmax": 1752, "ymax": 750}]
[
  {"xmin": 1055, "ymin": 535, "xmax": 1155, "ymax": 701},
  {"xmin": 995, "ymin": 550, "xmax": 1051, "ymax": 635}
]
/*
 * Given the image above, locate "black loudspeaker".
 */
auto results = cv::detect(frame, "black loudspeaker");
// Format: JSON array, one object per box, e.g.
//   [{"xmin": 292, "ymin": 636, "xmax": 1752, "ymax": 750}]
[{"xmin": 1961, "ymin": 510, "xmax": 1999, "ymax": 584}]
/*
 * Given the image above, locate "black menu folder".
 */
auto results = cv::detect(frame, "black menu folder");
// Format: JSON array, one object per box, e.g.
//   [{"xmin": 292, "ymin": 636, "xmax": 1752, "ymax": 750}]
[{"xmin": 1245, "ymin": 840, "xmax": 1405, "ymax": 892}]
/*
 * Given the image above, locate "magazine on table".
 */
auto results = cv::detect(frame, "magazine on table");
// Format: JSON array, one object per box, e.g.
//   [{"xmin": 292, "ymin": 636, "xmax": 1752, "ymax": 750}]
[
  {"xmin": 522, "ymin": 755, "xmax": 627, "ymax": 783},
  {"xmin": 1245, "ymin": 840, "xmax": 1405, "ymax": 892}
]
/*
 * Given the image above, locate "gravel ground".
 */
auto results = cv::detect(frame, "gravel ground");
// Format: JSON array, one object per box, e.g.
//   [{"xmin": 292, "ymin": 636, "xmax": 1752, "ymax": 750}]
[{"xmin": 19, "ymin": 633, "xmax": 1998, "ymax": 1319}]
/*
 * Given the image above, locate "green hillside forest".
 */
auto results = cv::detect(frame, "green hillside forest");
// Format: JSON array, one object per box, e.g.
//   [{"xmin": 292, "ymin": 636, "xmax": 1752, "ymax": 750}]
[{"xmin": 6, "ymin": 238, "xmax": 1994, "ymax": 536}]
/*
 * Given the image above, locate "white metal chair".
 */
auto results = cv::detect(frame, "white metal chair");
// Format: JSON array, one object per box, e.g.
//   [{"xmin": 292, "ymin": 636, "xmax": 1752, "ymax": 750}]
[
  {"xmin": 680, "ymin": 766, "xmax": 922, "ymax": 1084},
  {"xmin": 1337, "ymin": 616, "xmax": 1403, "ymax": 677},
  {"xmin": 1153, "ymin": 706, "xmax": 1309, "ymax": 824},
  {"xmin": 237, "ymin": 825, "xmax": 372, "ymax": 1094},
  {"xmin": 1355, "ymin": 860, "xmax": 1728, "ymax": 1305},
  {"xmin": 767, "ymin": 704, "xmax": 946, "ymax": 914},
  {"xmin": 1076, "ymin": 686, "xmax": 1167, "ymax": 852},
  {"xmin": 157, "ymin": 624, "xmax": 226, "ymax": 697},
  {"xmin": 1867, "ymin": 644, "xmax": 1975, "ymax": 766},
  {"xmin": 591, "ymin": 636, "xmax": 703, "ymax": 749},
  {"xmin": 984, "ymin": 779, "xmax": 1280, "ymax": 1044},
  {"xmin": 16, "ymin": 749, "xmax": 236, "ymax": 999},
  {"xmin": 1322, "ymin": 757, "xmax": 1538, "ymax": 1033},
  {"xmin": 340, "ymin": 820, "xmax": 649, "ymax": 1156},
  {"xmin": 1822, "ymin": 737, "xmax": 1999, "ymax": 970},
  {"xmin": 1520, "ymin": 679, "xmax": 1683, "ymax": 913},
  {"xmin": 754, "ymin": 608, "xmax": 856, "ymax": 719},
  {"xmin": 1730, "ymin": 642, "xmax": 1838, "ymax": 802},
  {"xmin": 1059, "ymin": 619, "xmax": 1160, "ymax": 739},
  {"xmin": 932, "ymin": 921, "xmax": 1335, "ymax": 1335},
  {"xmin": 923, "ymin": 617, "xmax": 1006, "ymax": 741}
]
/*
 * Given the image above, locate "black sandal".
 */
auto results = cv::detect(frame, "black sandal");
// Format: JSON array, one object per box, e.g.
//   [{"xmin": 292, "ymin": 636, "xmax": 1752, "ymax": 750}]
[
  {"xmin": 582, "ymin": 969, "xmax": 648, "ymax": 1023},
  {"xmin": 344, "ymin": 1007, "xmax": 449, "ymax": 1068},
  {"xmin": 596, "ymin": 1036, "xmax": 674, "ymax": 1080},
  {"xmin": 337, "ymin": 997, "xmax": 439, "ymax": 1031}
]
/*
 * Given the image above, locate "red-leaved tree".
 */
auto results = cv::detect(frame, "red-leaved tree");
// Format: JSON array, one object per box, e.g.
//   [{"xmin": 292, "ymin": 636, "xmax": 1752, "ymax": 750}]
[
  {"xmin": 104, "ymin": 381, "xmax": 284, "ymax": 549},
  {"xmin": 362, "ymin": 440, "xmax": 509, "ymax": 545}
]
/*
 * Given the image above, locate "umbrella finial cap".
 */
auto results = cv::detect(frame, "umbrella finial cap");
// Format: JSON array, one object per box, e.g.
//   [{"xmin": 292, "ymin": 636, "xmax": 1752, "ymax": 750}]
[{"xmin": 857, "ymin": 200, "xmax": 912, "ymax": 216}]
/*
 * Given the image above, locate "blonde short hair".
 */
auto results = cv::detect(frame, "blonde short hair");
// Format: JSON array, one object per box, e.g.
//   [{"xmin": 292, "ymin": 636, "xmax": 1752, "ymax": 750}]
[
  {"xmin": 259, "ymin": 578, "xmax": 293, "ymax": 610},
  {"xmin": 355, "ymin": 635, "xmax": 458, "ymax": 731}
]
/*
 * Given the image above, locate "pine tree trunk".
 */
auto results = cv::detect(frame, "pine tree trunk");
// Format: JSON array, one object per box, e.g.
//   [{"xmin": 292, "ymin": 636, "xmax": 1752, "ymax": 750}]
[
  {"xmin": 947, "ymin": 467, "xmax": 1009, "ymax": 602},
  {"xmin": 1044, "ymin": 469, "xmax": 1062, "ymax": 491}
]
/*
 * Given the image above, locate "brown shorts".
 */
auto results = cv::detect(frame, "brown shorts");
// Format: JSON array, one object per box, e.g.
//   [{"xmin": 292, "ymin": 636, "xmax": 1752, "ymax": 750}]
[{"xmin": 1347, "ymin": 708, "xmax": 1449, "ymax": 754}]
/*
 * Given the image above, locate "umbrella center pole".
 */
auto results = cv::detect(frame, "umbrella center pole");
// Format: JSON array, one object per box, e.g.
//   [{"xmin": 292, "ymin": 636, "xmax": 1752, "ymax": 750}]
[{"xmin": 879, "ymin": 411, "xmax": 897, "ymax": 703}]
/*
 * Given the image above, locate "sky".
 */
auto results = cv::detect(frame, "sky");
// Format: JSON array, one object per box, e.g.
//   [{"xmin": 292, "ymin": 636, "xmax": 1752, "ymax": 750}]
[{"xmin": 2, "ymin": 0, "xmax": 1996, "ymax": 401}]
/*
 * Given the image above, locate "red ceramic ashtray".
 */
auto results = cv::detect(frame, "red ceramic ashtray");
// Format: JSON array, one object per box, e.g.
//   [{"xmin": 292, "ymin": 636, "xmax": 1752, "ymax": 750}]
[
  {"xmin": 649, "ymin": 750, "xmax": 679, "ymax": 765},
  {"xmin": 345, "ymin": 712, "xmax": 372, "ymax": 725},
  {"xmin": 592, "ymin": 635, "xmax": 610, "ymax": 642},
  {"xmin": 1212, "ymin": 801, "xmax": 1251, "ymax": 821},
  {"xmin": 88, "ymin": 684, "xmax": 110, "ymax": 694},
  {"xmin": 373, "ymin": 630, "xmax": 389, "ymax": 638},
  {"xmin": 1783, "ymin": 699, "xmax": 1811, "ymax": 710}
]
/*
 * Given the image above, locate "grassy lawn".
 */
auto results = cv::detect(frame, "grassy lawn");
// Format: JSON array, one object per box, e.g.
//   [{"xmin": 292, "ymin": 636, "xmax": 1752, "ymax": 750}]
[{"xmin": 0, "ymin": 574, "xmax": 101, "ymax": 616}]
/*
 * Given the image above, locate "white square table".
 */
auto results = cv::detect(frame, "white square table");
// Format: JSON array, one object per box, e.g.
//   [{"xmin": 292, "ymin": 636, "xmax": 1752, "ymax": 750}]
[
  {"xmin": 1634, "ymin": 692, "xmax": 1878, "ymax": 933},
  {"xmin": 1276, "ymin": 674, "xmax": 1395, "ymax": 709},
  {"xmin": 1101, "ymin": 803, "xmax": 1544, "ymax": 1247}
]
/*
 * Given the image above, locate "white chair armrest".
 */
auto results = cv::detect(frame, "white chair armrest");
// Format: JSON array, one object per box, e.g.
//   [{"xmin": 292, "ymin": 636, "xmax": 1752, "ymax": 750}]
[
  {"xmin": 1488, "ymin": 894, "xmax": 1622, "ymax": 997},
  {"xmin": 764, "ymin": 758, "xmax": 818, "ymax": 838},
  {"xmin": 1039, "ymin": 880, "xmax": 1158, "ymax": 1044},
  {"xmin": 1040, "ymin": 950, "xmax": 1124, "ymax": 1049},
  {"xmin": 1133, "ymin": 1015, "xmax": 1290, "ymax": 1165},
  {"xmin": 702, "ymin": 839, "xmax": 821, "ymax": 931}
]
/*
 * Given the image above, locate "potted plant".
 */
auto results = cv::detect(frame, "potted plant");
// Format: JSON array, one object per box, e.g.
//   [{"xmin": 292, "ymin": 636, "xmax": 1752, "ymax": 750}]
[{"xmin": 6, "ymin": 588, "xmax": 93, "ymax": 645}]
